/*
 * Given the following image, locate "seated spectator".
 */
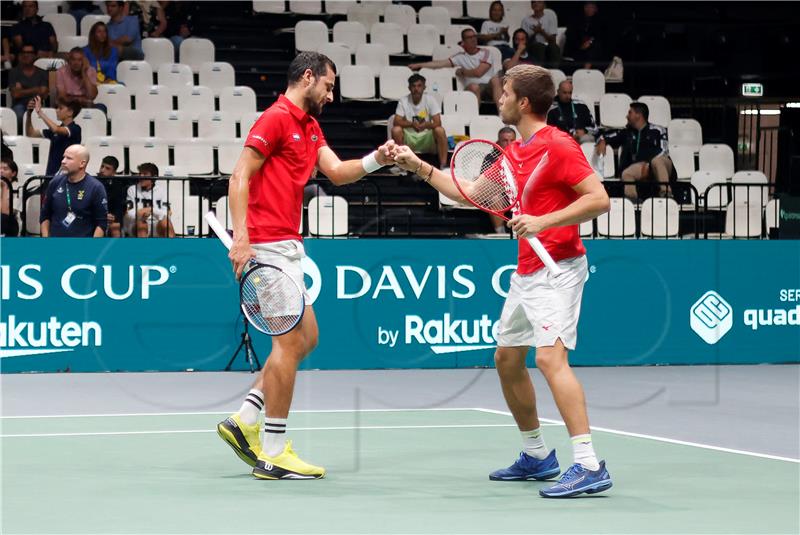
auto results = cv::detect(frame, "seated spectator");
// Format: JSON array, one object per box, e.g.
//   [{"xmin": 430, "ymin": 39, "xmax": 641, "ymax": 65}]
[
  {"xmin": 40, "ymin": 144, "xmax": 108, "ymax": 237},
  {"xmin": 566, "ymin": 1, "xmax": 605, "ymax": 69},
  {"xmin": 409, "ymin": 28, "xmax": 499, "ymax": 111},
  {"xmin": 1, "ymin": 158, "xmax": 21, "ymax": 237},
  {"xmin": 503, "ymin": 29, "xmax": 533, "ymax": 71},
  {"xmin": 105, "ymin": 1, "xmax": 144, "ymax": 61},
  {"xmin": 597, "ymin": 102, "xmax": 674, "ymax": 200},
  {"xmin": 8, "ymin": 43, "xmax": 49, "ymax": 125},
  {"xmin": 84, "ymin": 22, "xmax": 120, "ymax": 84},
  {"xmin": 129, "ymin": 1, "xmax": 167, "ymax": 38},
  {"xmin": 9, "ymin": 1, "xmax": 58, "ymax": 59},
  {"xmin": 55, "ymin": 48, "xmax": 99, "ymax": 110},
  {"xmin": 124, "ymin": 162, "xmax": 175, "ymax": 238},
  {"xmin": 478, "ymin": 1, "xmax": 512, "ymax": 61},
  {"xmin": 547, "ymin": 79, "xmax": 596, "ymax": 143},
  {"xmin": 522, "ymin": 1, "xmax": 560, "ymax": 66},
  {"xmin": 25, "ymin": 96, "xmax": 82, "ymax": 177},
  {"xmin": 96, "ymin": 155, "xmax": 126, "ymax": 237},
  {"xmin": 489, "ymin": 126, "xmax": 516, "ymax": 233},
  {"xmin": 391, "ymin": 74, "xmax": 448, "ymax": 173},
  {"xmin": 161, "ymin": 0, "xmax": 194, "ymax": 53}
]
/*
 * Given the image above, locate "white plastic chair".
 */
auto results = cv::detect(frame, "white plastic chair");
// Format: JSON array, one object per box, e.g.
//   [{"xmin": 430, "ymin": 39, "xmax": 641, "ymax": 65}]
[
  {"xmin": 572, "ymin": 69, "xmax": 605, "ymax": 105},
  {"xmin": 765, "ymin": 198, "xmax": 780, "ymax": 236},
  {"xmin": 324, "ymin": 1, "xmax": 351, "ymax": 15},
  {"xmin": 370, "ymin": 23, "xmax": 405, "ymax": 55},
  {"xmin": 724, "ymin": 201, "xmax": 762, "ymax": 238},
  {"xmin": 199, "ymin": 62, "xmax": 235, "ymax": 95},
  {"xmin": 24, "ymin": 108, "xmax": 57, "ymax": 133},
  {"xmin": 318, "ymin": 43, "xmax": 352, "ymax": 73},
  {"xmin": 134, "ymin": 85, "xmax": 173, "ymax": 113},
  {"xmin": 599, "ymin": 93, "xmax": 632, "ymax": 128},
  {"xmin": 157, "ymin": 63, "xmax": 194, "ymax": 90},
  {"xmin": 731, "ymin": 170, "xmax": 769, "ymax": 207},
  {"xmin": 668, "ymin": 119, "xmax": 703, "ymax": 153},
  {"xmin": 355, "ymin": 43, "xmax": 389, "ymax": 77},
  {"xmin": 117, "ymin": 60, "xmax": 154, "ymax": 90},
  {"xmin": 95, "ymin": 84, "xmax": 132, "ymax": 118},
  {"xmin": 432, "ymin": 44, "xmax": 462, "ymax": 61},
  {"xmin": 43, "ymin": 13, "xmax": 77, "ymax": 41},
  {"xmin": 690, "ymin": 170, "xmax": 728, "ymax": 210},
  {"xmin": 75, "ymin": 107, "xmax": 108, "ymax": 139},
  {"xmin": 419, "ymin": 68, "xmax": 455, "ymax": 103},
  {"xmin": 1, "ymin": 107, "xmax": 18, "ymax": 135},
  {"xmin": 432, "ymin": 0, "xmax": 464, "ymax": 18},
  {"xmin": 339, "ymin": 66, "xmax": 376, "ymax": 100},
  {"xmin": 25, "ymin": 194, "xmax": 41, "ymax": 235},
  {"xmin": 581, "ymin": 142, "xmax": 615, "ymax": 179},
  {"xmin": 444, "ymin": 24, "xmax": 473, "ymax": 46},
  {"xmin": 176, "ymin": 85, "xmax": 215, "ymax": 118},
  {"xmin": 347, "ymin": 3, "xmax": 382, "ymax": 30},
  {"xmin": 217, "ymin": 141, "xmax": 242, "ymax": 174},
  {"xmin": 668, "ymin": 145, "xmax": 695, "ymax": 180},
  {"xmin": 418, "ymin": 6, "xmax": 451, "ymax": 36},
  {"xmin": 469, "ymin": 115, "xmax": 504, "ymax": 141},
  {"xmin": 80, "ymin": 14, "xmax": 109, "ymax": 36},
  {"xmin": 129, "ymin": 137, "xmax": 170, "ymax": 169},
  {"xmin": 407, "ymin": 24, "xmax": 438, "ymax": 56},
  {"xmin": 253, "ymin": 1, "xmax": 287, "ymax": 13},
  {"xmin": 219, "ymin": 86, "xmax": 257, "ymax": 120},
  {"xmin": 333, "ymin": 21, "xmax": 367, "ymax": 52},
  {"xmin": 699, "ymin": 143, "xmax": 735, "ymax": 179},
  {"xmin": 142, "ymin": 38, "xmax": 175, "ymax": 70},
  {"xmin": 596, "ymin": 197, "xmax": 636, "ymax": 237},
  {"xmin": 379, "ymin": 66, "xmax": 413, "ymax": 100},
  {"xmin": 154, "ymin": 110, "xmax": 193, "ymax": 140},
  {"xmin": 173, "ymin": 141, "xmax": 214, "ymax": 174},
  {"xmin": 549, "ymin": 69, "xmax": 567, "ymax": 89},
  {"xmin": 111, "ymin": 109, "xmax": 151, "ymax": 138},
  {"xmin": 198, "ymin": 111, "xmax": 237, "ymax": 140},
  {"xmin": 383, "ymin": 4, "xmax": 417, "ymax": 31},
  {"xmin": 295, "ymin": 20, "xmax": 330, "ymax": 52},
  {"xmin": 86, "ymin": 137, "xmax": 126, "ymax": 171},
  {"xmin": 3, "ymin": 136, "xmax": 34, "ymax": 164},
  {"xmin": 179, "ymin": 38, "xmax": 215, "ymax": 73},
  {"xmin": 308, "ymin": 195, "xmax": 348, "ymax": 237},
  {"xmin": 466, "ymin": 0, "xmax": 493, "ymax": 18},
  {"xmin": 57, "ymin": 35, "xmax": 88, "ymax": 53},
  {"xmin": 443, "ymin": 90, "xmax": 479, "ymax": 117},
  {"xmin": 638, "ymin": 95, "xmax": 671, "ymax": 128},
  {"xmin": 289, "ymin": 0, "xmax": 321, "ymax": 14},
  {"xmin": 640, "ymin": 197, "xmax": 680, "ymax": 237},
  {"xmin": 440, "ymin": 114, "xmax": 468, "ymax": 137}
]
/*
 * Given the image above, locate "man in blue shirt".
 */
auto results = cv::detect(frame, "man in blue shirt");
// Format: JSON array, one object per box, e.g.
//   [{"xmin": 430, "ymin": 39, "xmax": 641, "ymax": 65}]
[
  {"xmin": 105, "ymin": 1, "xmax": 144, "ymax": 60},
  {"xmin": 40, "ymin": 144, "xmax": 108, "ymax": 237},
  {"xmin": 25, "ymin": 95, "xmax": 82, "ymax": 176}
]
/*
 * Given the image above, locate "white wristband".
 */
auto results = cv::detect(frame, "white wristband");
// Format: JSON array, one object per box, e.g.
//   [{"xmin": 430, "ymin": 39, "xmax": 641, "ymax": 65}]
[{"xmin": 361, "ymin": 151, "xmax": 382, "ymax": 173}]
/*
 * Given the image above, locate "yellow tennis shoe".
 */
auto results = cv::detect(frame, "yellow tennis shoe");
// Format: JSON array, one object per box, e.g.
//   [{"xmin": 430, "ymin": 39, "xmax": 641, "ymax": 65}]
[
  {"xmin": 217, "ymin": 413, "xmax": 262, "ymax": 467},
  {"xmin": 252, "ymin": 440, "xmax": 326, "ymax": 480}
]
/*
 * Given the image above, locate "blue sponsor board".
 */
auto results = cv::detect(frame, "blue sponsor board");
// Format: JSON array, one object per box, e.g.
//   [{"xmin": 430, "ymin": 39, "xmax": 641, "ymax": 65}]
[{"xmin": 1, "ymin": 239, "xmax": 798, "ymax": 373}]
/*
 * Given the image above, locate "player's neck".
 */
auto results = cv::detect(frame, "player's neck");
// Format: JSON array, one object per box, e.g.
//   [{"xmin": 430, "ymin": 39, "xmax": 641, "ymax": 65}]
[
  {"xmin": 516, "ymin": 115, "xmax": 548, "ymax": 142},
  {"xmin": 284, "ymin": 87, "xmax": 309, "ymax": 114}
]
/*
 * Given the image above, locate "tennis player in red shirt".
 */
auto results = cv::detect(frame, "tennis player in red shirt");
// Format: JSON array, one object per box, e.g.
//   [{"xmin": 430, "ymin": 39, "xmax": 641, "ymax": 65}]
[
  {"xmin": 218, "ymin": 52, "xmax": 395, "ymax": 480},
  {"xmin": 393, "ymin": 64, "xmax": 613, "ymax": 497}
]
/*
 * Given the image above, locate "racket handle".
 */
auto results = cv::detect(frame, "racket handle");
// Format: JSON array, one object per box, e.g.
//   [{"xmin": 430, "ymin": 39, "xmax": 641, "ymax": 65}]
[
  {"xmin": 526, "ymin": 236, "xmax": 564, "ymax": 276},
  {"xmin": 205, "ymin": 211, "xmax": 233, "ymax": 250}
]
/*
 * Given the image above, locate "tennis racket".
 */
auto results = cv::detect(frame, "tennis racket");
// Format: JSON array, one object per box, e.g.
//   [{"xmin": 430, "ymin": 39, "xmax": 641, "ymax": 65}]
[
  {"xmin": 205, "ymin": 211, "xmax": 305, "ymax": 336},
  {"xmin": 450, "ymin": 139, "xmax": 563, "ymax": 276}
]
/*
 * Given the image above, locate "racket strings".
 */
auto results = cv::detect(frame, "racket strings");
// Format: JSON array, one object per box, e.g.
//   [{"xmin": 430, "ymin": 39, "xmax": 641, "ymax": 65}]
[
  {"xmin": 453, "ymin": 143, "xmax": 516, "ymax": 212},
  {"xmin": 241, "ymin": 266, "xmax": 304, "ymax": 335}
]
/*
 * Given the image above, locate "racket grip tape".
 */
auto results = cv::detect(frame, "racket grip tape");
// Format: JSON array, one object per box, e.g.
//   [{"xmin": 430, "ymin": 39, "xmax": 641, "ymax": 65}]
[{"xmin": 526, "ymin": 236, "xmax": 564, "ymax": 275}]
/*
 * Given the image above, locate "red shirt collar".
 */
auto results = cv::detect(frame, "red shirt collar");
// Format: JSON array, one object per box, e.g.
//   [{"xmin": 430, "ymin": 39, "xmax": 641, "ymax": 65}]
[{"xmin": 277, "ymin": 94, "xmax": 310, "ymax": 122}]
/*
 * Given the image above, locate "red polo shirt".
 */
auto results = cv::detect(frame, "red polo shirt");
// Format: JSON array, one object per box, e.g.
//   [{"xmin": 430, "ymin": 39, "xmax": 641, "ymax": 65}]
[{"xmin": 244, "ymin": 94, "xmax": 327, "ymax": 243}]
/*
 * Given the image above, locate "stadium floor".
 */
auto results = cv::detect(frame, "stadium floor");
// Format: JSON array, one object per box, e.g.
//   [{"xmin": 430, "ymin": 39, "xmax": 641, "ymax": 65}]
[{"xmin": 2, "ymin": 366, "xmax": 798, "ymax": 534}]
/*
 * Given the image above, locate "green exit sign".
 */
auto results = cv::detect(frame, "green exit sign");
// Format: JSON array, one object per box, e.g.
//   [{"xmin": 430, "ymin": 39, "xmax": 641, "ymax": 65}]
[{"xmin": 742, "ymin": 83, "xmax": 763, "ymax": 97}]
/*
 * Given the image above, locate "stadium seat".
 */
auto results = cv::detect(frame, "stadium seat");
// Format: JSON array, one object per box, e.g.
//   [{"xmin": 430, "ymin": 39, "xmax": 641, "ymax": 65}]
[
  {"xmin": 129, "ymin": 137, "xmax": 170, "ymax": 169},
  {"xmin": 765, "ymin": 198, "xmax": 780, "ymax": 236},
  {"xmin": 179, "ymin": 38, "xmax": 215, "ymax": 73},
  {"xmin": 579, "ymin": 219, "xmax": 594, "ymax": 238},
  {"xmin": 502, "ymin": 2, "xmax": 530, "ymax": 30},
  {"xmin": 219, "ymin": 86, "xmax": 257, "ymax": 120},
  {"xmin": 724, "ymin": 201, "xmax": 762, "ymax": 238},
  {"xmin": 199, "ymin": 62, "xmax": 236, "ymax": 95},
  {"xmin": 418, "ymin": 6, "xmax": 451, "ymax": 36},
  {"xmin": 638, "ymin": 95, "xmax": 671, "ymax": 128},
  {"xmin": 295, "ymin": 20, "xmax": 329, "ymax": 52},
  {"xmin": 318, "ymin": 43, "xmax": 352, "ymax": 73},
  {"xmin": 24, "ymin": 108, "xmax": 57, "ymax": 133},
  {"xmin": 572, "ymin": 69, "xmax": 605, "ymax": 105},
  {"xmin": 699, "ymin": 143, "xmax": 735, "ymax": 179},
  {"xmin": 134, "ymin": 85, "xmax": 173, "ymax": 113},
  {"xmin": 469, "ymin": 115, "xmax": 504, "ymax": 141},
  {"xmin": 443, "ymin": 91, "xmax": 479, "ymax": 117},
  {"xmin": 347, "ymin": 3, "xmax": 382, "ymax": 30},
  {"xmin": 117, "ymin": 61, "xmax": 154, "ymax": 90},
  {"xmin": 581, "ymin": 142, "xmax": 615, "ymax": 179},
  {"xmin": 596, "ymin": 197, "xmax": 636, "ymax": 237},
  {"xmin": 252, "ymin": 1, "xmax": 287, "ymax": 13},
  {"xmin": 43, "ymin": 13, "xmax": 76, "ymax": 41},
  {"xmin": 324, "ymin": 1, "xmax": 351, "ymax": 15},
  {"xmin": 370, "ymin": 23, "xmax": 405, "ymax": 55},
  {"xmin": 111, "ymin": 109, "xmax": 151, "ymax": 138},
  {"xmin": 154, "ymin": 110, "xmax": 193, "ymax": 140},
  {"xmin": 25, "ymin": 194, "xmax": 41, "ymax": 235},
  {"xmin": 176, "ymin": 85, "xmax": 215, "ymax": 118},
  {"xmin": 308, "ymin": 196, "xmax": 348, "ymax": 237},
  {"xmin": 433, "ymin": 0, "xmax": 464, "ymax": 18},
  {"xmin": 355, "ymin": 43, "xmax": 389, "ymax": 77},
  {"xmin": 239, "ymin": 111, "xmax": 262, "ymax": 135},
  {"xmin": 440, "ymin": 114, "xmax": 468, "ymax": 137},
  {"xmin": 599, "ymin": 93, "xmax": 632, "ymax": 128},
  {"xmin": 339, "ymin": 66, "xmax": 376, "ymax": 100},
  {"xmin": 432, "ymin": 44, "xmax": 461, "ymax": 60},
  {"xmin": 173, "ymin": 141, "xmax": 215, "ymax": 174},
  {"xmin": 157, "ymin": 63, "xmax": 194, "ymax": 90},
  {"xmin": 289, "ymin": 0, "xmax": 321, "ymax": 14},
  {"xmin": 217, "ymin": 141, "xmax": 242, "ymax": 174},
  {"xmin": 29, "ymin": 138, "xmax": 50, "ymax": 165},
  {"xmin": 75, "ymin": 108, "xmax": 108, "ymax": 139},
  {"xmin": 383, "ymin": 4, "xmax": 417, "ymax": 31},
  {"xmin": 379, "ymin": 66, "xmax": 413, "ymax": 100},
  {"xmin": 668, "ymin": 145, "xmax": 695, "ymax": 180},
  {"xmin": 668, "ymin": 119, "xmax": 703, "ymax": 153},
  {"xmin": 690, "ymin": 170, "xmax": 728, "ymax": 209},
  {"xmin": 640, "ymin": 197, "xmax": 680, "ymax": 237},
  {"xmin": 5, "ymin": 135, "xmax": 36, "ymax": 164},
  {"xmin": 731, "ymin": 170, "xmax": 769, "ymax": 206},
  {"xmin": 549, "ymin": 69, "xmax": 567, "ymax": 89},
  {"xmin": 18, "ymin": 162, "xmax": 46, "ymax": 179},
  {"xmin": 466, "ymin": 0, "xmax": 493, "ymax": 18},
  {"xmin": 198, "ymin": 111, "xmax": 237, "ymax": 140},
  {"xmin": 1, "ymin": 107, "xmax": 18, "ymax": 135},
  {"xmin": 80, "ymin": 14, "xmax": 109, "ymax": 36},
  {"xmin": 445, "ymin": 24, "xmax": 473, "ymax": 47},
  {"xmin": 419, "ymin": 68, "xmax": 455, "ymax": 102},
  {"xmin": 142, "ymin": 38, "xmax": 175, "ymax": 70},
  {"xmin": 407, "ymin": 24, "xmax": 439, "ymax": 56},
  {"xmin": 333, "ymin": 21, "xmax": 367, "ymax": 52},
  {"xmin": 480, "ymin": 45, "xmax": 502, "ymax": 74},
  {"xmin": 57, "ymin": 35, "xmax": 88, "ymax": 53},
  {"xmin": 86, "ymin": 137, "xmax": 126, "ymax": 172}
]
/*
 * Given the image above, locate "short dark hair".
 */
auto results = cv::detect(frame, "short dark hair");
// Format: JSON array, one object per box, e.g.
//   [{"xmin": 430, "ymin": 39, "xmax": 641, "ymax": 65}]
[
  {"xmin": 287, "ymin": 52, "xmax": 336, "ymax": 85},
  {"xmin": 461, "ymin": 27, "xmax": 477, "ymax": 40},
  {"xmin": 20, "ymin": 42, "xmax": 37, "ymax": 52},
  {"xmin": 504, "ymin": 64, "xmax": 555, "ymax": 117},
  {"xmin": 498, "ymin": 126, "xmax": 516, "ymax": 137},
  {"xmin": 137, "ymin": 162, "xmax": 159, "ymax": 176},
  {"xmin": 101, "ymin": 155, "xmax": 119, "ymax": 171},
  {"xmin": 69, "ymin": 47, "xmax": 84, "ymax": 55},
  {"xmin": 57, "ymin": 100, "xmax": 81, "ymax": 119},
  {"xmin": 408, "ymin": 74, "xmax": 425, "ymax": 86},
  {"xmin": 630, "ymin": 102, "xmax": 650, "ymax": 121},
  {"xmin": 1, "ymin": 158, "xmax": 18, "ymax": 177}
]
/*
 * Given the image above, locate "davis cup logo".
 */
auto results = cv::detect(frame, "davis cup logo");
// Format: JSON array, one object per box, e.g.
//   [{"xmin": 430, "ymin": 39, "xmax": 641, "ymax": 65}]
[{"xmin": 690, "ymin": 291, "xmax": 733, "ymax": 344}]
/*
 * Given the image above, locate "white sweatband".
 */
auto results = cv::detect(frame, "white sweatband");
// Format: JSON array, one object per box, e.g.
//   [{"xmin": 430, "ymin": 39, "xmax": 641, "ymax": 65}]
[{"xmin": 361, "ymin": 151, "xmax": 382, "ymax": 173}]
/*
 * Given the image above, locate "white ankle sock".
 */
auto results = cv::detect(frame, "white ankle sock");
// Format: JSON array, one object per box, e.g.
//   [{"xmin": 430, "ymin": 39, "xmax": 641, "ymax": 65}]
[
  {"xmin": 237, "ymin": 389, "xmax": 263, "ymax": 425},
  {"xmin": 262, "ymin": 418, "xmax": 287, "ymax": 457},
  {"xmin": 572, "ymin": 434, "xmax": 600, "ymax": 471},
  {"xmin": 521, "ymin": 428, "xmax": 549, "ymax": 460}
]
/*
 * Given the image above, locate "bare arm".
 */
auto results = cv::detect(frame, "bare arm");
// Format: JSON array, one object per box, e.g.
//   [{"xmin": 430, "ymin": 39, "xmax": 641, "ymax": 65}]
[
  {"xmin": 456, "ymin": 62, "xmax": 491, "ymax": 79},
  {"xmin": 227, "ymin": 146, "xmax": 264, "ymax": 278},
  {"xmin": 393, "ymin": 114, "xmax": 415, "ymax": 129},
  {"xmin": 41, "ymin": 219, "xmax": 50, "ymax": 237},
  {"xmin": 25, "ymin": 107, "xmax": 42, "ymax": 138},
  {"xmin": 150, "ymin": 4, "xmax": 168, "ymax": 37},
  {"xmin": 393, "ymin": 146, "xmax": 465, "ymax": 202},
  {"xmin": 408, "ymin": 59, "xmax": 453, "ymax": 70},
  {"xmin": 316, "ymin": 143, "xmax": 395, "ymax": 186},
  {"xmin": 93, "ymin": 226, "xmax": 105, "ymax": 237}
]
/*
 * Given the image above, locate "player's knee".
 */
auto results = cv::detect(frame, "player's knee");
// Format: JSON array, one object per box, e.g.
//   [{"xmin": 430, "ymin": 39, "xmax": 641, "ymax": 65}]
[
  {"xmin": 494, "ymin": 348, "xmax": 521, "ymax": 371},
  {"xmin": 534, "ymin": 348, "xmax": 567, "ymax": 375},
  {"xmin": 433, "ymin": 126, "xmax": 446, "ymax": 137},
  {"xmin": 391, "ymin": 126, "xmax": 404, "ymax": 138}
]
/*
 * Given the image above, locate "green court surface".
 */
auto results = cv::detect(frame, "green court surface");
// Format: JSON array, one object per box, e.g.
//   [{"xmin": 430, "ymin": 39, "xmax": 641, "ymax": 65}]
[{"xmin": 2, "ymin": 409, "xmax": 798, "ymax": 534}]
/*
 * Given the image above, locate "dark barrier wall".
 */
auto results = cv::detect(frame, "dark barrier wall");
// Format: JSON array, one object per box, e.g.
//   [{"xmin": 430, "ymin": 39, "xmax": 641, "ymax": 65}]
[{"xmin": 1, "ymin": 239, "xmax": 798, "ymax": 372}]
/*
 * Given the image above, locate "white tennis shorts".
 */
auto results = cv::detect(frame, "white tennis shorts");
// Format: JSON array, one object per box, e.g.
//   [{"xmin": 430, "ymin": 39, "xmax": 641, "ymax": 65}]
[
  {"xmin": 252, "ymin": 240, "xmax": 309, "ymax": 303},
  {"xmin": 496, "ymin": 255, "xmax": 588, "ymax": 350}
]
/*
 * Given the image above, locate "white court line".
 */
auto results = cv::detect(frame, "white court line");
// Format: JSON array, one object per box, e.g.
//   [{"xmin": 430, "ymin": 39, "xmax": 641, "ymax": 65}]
[
  {"xmin": 0, "ymin": 423, "xmax": 520, "ymax": 438},
  {"xmin": 472, "ymin": 408, "xmax": 800, "ymax": 464},
  {"xmin": 0, "ymin": 407, "xmax": 489, "ymax": 419}
]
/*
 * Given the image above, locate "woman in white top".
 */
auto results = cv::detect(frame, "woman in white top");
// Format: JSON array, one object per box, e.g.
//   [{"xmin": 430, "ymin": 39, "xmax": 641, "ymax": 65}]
[{"xmin": 478, "ymin": 1, "xmax": 513, "ymax": 60}]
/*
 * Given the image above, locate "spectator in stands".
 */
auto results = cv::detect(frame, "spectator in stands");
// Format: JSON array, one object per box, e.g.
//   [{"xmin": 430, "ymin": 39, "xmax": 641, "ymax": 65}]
[
  {"xmin": 503, "ymin": 29, "xmax": 533, "ymax": 71},
  {"xmin": 1, "ymin": 158, "xmax": 20, "ymax": 237},
  {"xmin": 597, "ymin": 102, "xmax": 674, "ymax": 199},
  {"xmin": 40, "ymin": 144, "xmax": 108, "ymax": 237},
  {"xmin": 66, "ymin": 1, "xmax": 102, "ymax": 27},
  {"xmin": 8, "ymin": 43, "xmax": 49, "ymax": 125},
  {"xmin": 522, "ymin": 1, "xmax": 560, "ymax": 66},
  {"xmin": 129, "ymin": 1, "xmax": 167, "ymax": 38},
  {"xmin": 84, "ymin": 22, "xmax": 120, "ymax": 84},
  {"xmin": 105, "ymin": 1, "xmax": 145, "ymax": 61},
  {"xmin": 55, "ymin": 47, "xmax": 99, "ymax": 110},
  {"xmin": 566, "ymin": 2, "xmax": 605, "ymax": 69},
  {"xmin": 9, "ymin": 1, "xmax": 58, "ymax": 59},
  {"xmin": 161, "ymin": 0, "xmax": 194, "ymax": 54},
  {"xmin": 546, "ymin": 79, "xmax": 596, "ymax": 143},
  {"xmin": 409, "ymin": 28, "xmax": 498, "ymax": 111},
  {"xmin": 25, "ymin": 95, "xmax": 82, "ymax": 177},
  {"xmin": 96, "ymin": 155, "xmax": 126, "ymax": 237},
  {"xmin": 478, "ymin": 1, "xmax": 513, "ymax": 61},
  {"xmin": 488, "ymin": 126, "xmax": 517, "ymax": 233},
  {"xmin": 391, "ymin": 74, "xmax": 448, "ymax": 173},
  {"xmin": 124, "ymin": 162, "xmax": 175, "ymax": 238}
]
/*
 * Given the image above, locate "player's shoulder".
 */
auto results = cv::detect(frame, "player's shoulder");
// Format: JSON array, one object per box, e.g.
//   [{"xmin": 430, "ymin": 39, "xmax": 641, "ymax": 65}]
[{"xmin": 542, "ymin": 126, "xmax": 582, "ymax": 154}]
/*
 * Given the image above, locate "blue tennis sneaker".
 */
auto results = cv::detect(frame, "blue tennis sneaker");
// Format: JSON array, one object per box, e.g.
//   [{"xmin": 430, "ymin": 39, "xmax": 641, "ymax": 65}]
[
  {"xmin": 489, "ymin": 449, "xmax": 560, "ymax": 481},
  {"xmin": 539, "ymin": 461, "xmax": 612, "ymax": 497}
]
